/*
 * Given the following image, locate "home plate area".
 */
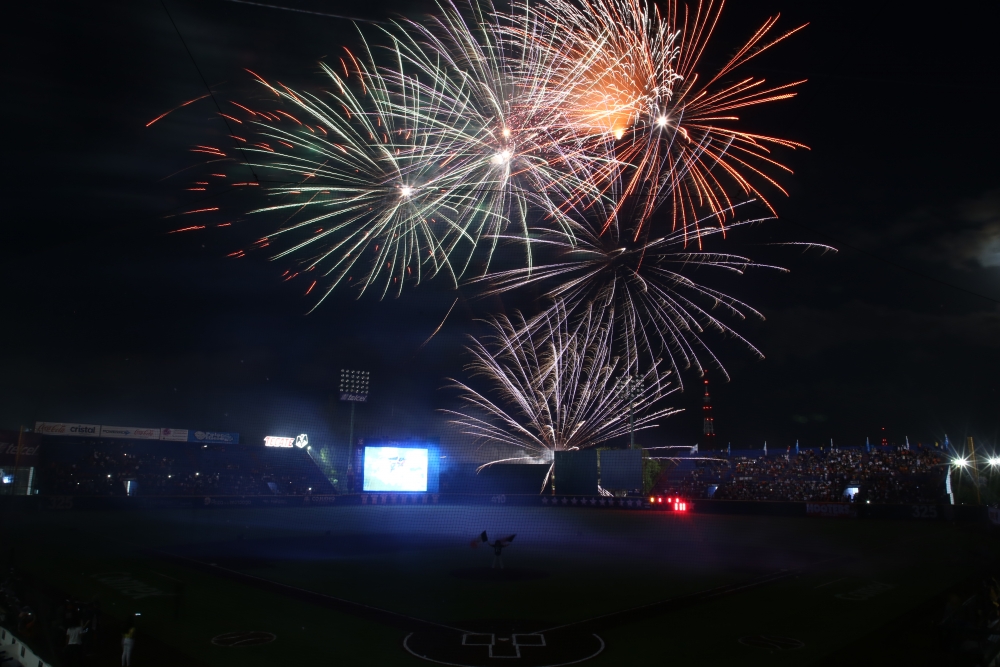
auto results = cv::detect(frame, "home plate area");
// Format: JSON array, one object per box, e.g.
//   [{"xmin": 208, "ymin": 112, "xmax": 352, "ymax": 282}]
[{"xmin": 404, "ymin": 621, "xmax": 604, "ymax": 666}]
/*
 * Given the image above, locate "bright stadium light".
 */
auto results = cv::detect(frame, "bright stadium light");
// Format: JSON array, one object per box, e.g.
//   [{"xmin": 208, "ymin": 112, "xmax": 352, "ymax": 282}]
[
  {"xmin": 341, "ymin": 369, "xmax": 371, "ymax": 492},
  {"xmin": 989, "ymin": 457, "xmax": 1000, "ymax": 467},
  {"xmin": 953, "ymin": 457, "xmax": 969, "ymax": 468}
]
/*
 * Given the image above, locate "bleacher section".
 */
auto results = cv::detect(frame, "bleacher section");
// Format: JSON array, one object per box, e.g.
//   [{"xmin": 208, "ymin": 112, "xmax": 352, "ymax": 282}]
[
  {"xmin": 38, "ymin": 440, "xmax": 335, "ymax": 496},
  {"xmin": 656, "ymin": 446, "xmax": 947, "ymax": 504}
]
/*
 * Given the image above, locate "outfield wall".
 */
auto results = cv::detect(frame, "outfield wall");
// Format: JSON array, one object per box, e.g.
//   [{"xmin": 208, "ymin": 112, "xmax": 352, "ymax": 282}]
[{"xmin": 0, "ymin": 492, "xmax": 989, "ymax": 522}]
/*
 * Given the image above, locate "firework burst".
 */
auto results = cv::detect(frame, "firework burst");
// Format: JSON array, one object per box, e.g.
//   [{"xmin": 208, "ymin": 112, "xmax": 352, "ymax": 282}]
[
  {"xmin": 171, "ymin": 0, "xmax": 805, "ymax": 304},
  {"xmin": 195, "ymin": 0, "xmax": 618, "ymax": 303},
  {"xmin": 514, "ymin": 0, "xmax": 807, "ymax": 242},
  {"xmin": 446, "ymin": 300, "xmax": 680, "ymax": 491},
  {"xmin": 367, "ymin": 0, "xmax": 611, "ymax": 273},
  {"xmin": 215, "ymin": 58, "xmax": 476, "ymax": 302},
  {"xmin": 479, "ymin": 204, "xmax": 788, "ymax": 388}
]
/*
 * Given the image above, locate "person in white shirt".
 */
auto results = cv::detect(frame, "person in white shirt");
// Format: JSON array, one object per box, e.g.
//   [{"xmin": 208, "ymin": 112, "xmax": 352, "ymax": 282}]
[
  {"xmin": 65, "ymin": 622, "xmax": 86, "ymax": 666},
  {"xmin": 122, "ymin": 627, "xmax": 136, "ymax": 666}
]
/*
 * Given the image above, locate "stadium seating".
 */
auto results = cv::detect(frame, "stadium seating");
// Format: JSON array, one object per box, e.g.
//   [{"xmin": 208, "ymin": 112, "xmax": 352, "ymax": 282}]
[
  {"xmin": 655, "ymin": 446, "xmax": 947, "ymax": 504},
  {"xmin": 38, "ymin": 441, "xmax": 335, "ymax": 496}
]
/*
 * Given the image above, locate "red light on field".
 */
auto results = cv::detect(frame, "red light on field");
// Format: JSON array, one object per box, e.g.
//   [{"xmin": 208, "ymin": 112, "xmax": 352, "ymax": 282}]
[
  {"xmin": 674, "ymin": 502, "xmax": 679, "ymax": 510},
  {"xmin": 657, "ymin": 497, "xmax": 663, "ymax": 503}
]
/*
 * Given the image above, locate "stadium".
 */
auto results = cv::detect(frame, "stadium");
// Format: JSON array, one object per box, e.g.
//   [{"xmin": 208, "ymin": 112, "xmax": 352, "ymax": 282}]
[
  {"xmin": 4, "ymin": 0, "xmax": 1000, "ymax": 665},
  {"xmin": 3, "ymin": 419, "xmax": 1000, "ymax": 667}
]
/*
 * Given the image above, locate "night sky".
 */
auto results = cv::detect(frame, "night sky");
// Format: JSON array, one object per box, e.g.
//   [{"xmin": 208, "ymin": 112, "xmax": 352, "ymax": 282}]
[{"xmin": 2, "ymin": 0, "xmax": 999, "ymax": 458}]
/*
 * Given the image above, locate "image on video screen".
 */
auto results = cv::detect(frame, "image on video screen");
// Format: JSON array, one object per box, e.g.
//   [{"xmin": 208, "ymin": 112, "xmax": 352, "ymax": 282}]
[{"xmin": 363, "ymin": 446, "xmax": 428, "ymax": 492}]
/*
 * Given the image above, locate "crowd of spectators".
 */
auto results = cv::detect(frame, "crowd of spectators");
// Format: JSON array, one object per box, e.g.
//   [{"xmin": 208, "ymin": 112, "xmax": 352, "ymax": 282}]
[
  {"xmin": 668, "ymin": 446, "xmax": 947, "ymax": 504},
  {"xmin": 39, "ymin": 441, "xmax": 335, "ymax": 497},
  {"xmin": 1, "ymin": 567, "xmax": 135, "ymax": 667},
  {"xmin": 940, "ymin": 574, "xmax": 1000, "ymax": 663},
  {"xmin": 0, "ymin": 569, "xmax": 35, "ymax": 640}
]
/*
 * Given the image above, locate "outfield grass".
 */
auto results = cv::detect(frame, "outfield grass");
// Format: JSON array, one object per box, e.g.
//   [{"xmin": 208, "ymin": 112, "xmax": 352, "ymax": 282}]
[{"xmin": 5, "ymin": 505, "xmax": 995, "ymax": 666}]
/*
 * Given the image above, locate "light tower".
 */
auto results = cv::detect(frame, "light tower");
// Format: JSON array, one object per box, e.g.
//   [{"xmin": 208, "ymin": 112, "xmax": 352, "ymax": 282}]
[
  {"xmin": 701, "ymin": 370, "xmax": 716, "ymax": 450},
  {"xmin": 340, "ymin": 369, "xmax": 370, "ymax": 492},
  {"xmin": 624, "ymin": 373, "xmax": 644, "ymax": 449}
]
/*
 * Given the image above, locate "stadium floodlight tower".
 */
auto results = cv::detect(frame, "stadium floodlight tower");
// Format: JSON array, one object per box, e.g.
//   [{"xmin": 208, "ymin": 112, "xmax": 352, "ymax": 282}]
[
  {"xmin": 623, "ymin": 373, "xmax": 644, "ymax": 450},
  {"xmin": 340, "ymin": 369, "xmax": 370, "ymax": 492}
]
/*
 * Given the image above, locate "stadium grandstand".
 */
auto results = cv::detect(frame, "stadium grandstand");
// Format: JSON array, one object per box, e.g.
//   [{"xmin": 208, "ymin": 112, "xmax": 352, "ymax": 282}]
[
  {"xmin": 16, "ymin": 419, "xmax": 951, "ymax": 506},
  {"xmin": 3, "ymin": 422, "xmax": 338, "ymax": 498},
  {"xmin": 38, "ymin": 439, "xmax": 335, "ymax": 497},
  {"xmin": 654, "ymin": 445, "xmax": 948, "ymax": 505}
]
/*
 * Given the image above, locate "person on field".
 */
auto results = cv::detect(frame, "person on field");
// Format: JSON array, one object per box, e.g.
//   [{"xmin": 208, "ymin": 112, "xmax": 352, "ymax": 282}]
[
  {"xmin": 122, "ymin": 627, "xmax": 136, "ymax": 666},
  {"xmin": 479, "ymin": 532, "xmax": 515, "ymax": 570}
]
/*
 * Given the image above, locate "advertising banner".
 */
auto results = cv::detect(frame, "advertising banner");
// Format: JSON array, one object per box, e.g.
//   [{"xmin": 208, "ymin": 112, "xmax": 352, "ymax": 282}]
[
  {"xmin": 339, "ymin": 392, "xmax": 368, "ymax": 402},
  {"xmin": 805, "ymin": 502, "xmax": 858, "ymax": 518},
  {"xmin": 264, "ymin": 436, "xmax": 295, "ymax": 448},
  {"xmin": 34, "ymin": 422, "xmax": 100, "ymax": 437},
  {"xmin": 189, "ymin": 430, "xmax": 240, "ymax": 444},
  {"xmin": 34, "ymin": 422, "xmax": 238, "ymax": 444},
  {"xmin": 0, "ymin": 431, "xmax": 42, "ymax": 466},
  {"xmin": 159, "ymin": 428, "xmax": 189, "ymax": 442},
  {"xmin": 99, "ymin": 426, "xmax": 160, "ymax": 440}
]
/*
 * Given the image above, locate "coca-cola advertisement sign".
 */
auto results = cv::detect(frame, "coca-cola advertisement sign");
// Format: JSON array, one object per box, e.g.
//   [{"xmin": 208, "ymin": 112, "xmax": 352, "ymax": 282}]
[{"xmin": 34, "ymin": 422, "xmax": 99, "ymax": 436}]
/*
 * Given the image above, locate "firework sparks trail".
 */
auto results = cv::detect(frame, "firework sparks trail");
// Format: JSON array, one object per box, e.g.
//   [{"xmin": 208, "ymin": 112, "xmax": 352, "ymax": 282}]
[
  {"xmin": 513, "ymin": 0, "xmax": 807, "ymax": 242},
  {"xmin": 168, "ymin": 0, "xmax": 805, "ymax": 309},
  {"xmin": 154, "ymin": 0, "xmax": 816, "ymax": 485},
  {"xmin": 206, "ymin": 1, "xmax": 620, "ymax": 303},
  {"xmin": 378, "ymin": 0, "xmax": 613, "ymax": 264},
  {"xmin": 476, "ymin": 201, "xmax": 796, "ymax": 388},
  {"xmin": 147, "ymin": 94, "xmax": 212, "ymax": 127},
  {"xmin": 445, "ymin": 300, "xmax": 681, "ymax": 491},
  {"xmin": 162, "ymin": 0, "xmax": 813, "ymax": 394},
  {"xmin": 233, "ymin": 55, "xmax": 489, "ymax": 303}
]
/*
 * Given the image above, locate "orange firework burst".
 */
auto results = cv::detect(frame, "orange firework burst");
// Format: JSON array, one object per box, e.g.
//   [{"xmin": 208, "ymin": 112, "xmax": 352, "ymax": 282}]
[{"xmin": 516, "ymin": 0, "xmax": 807, "ymax": 244}]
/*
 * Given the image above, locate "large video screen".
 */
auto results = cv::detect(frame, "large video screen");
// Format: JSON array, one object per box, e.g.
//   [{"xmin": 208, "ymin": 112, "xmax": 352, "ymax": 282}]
[{"xmin": 363, "ymin": 446, "xmax": 428, "ymax": 492}]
